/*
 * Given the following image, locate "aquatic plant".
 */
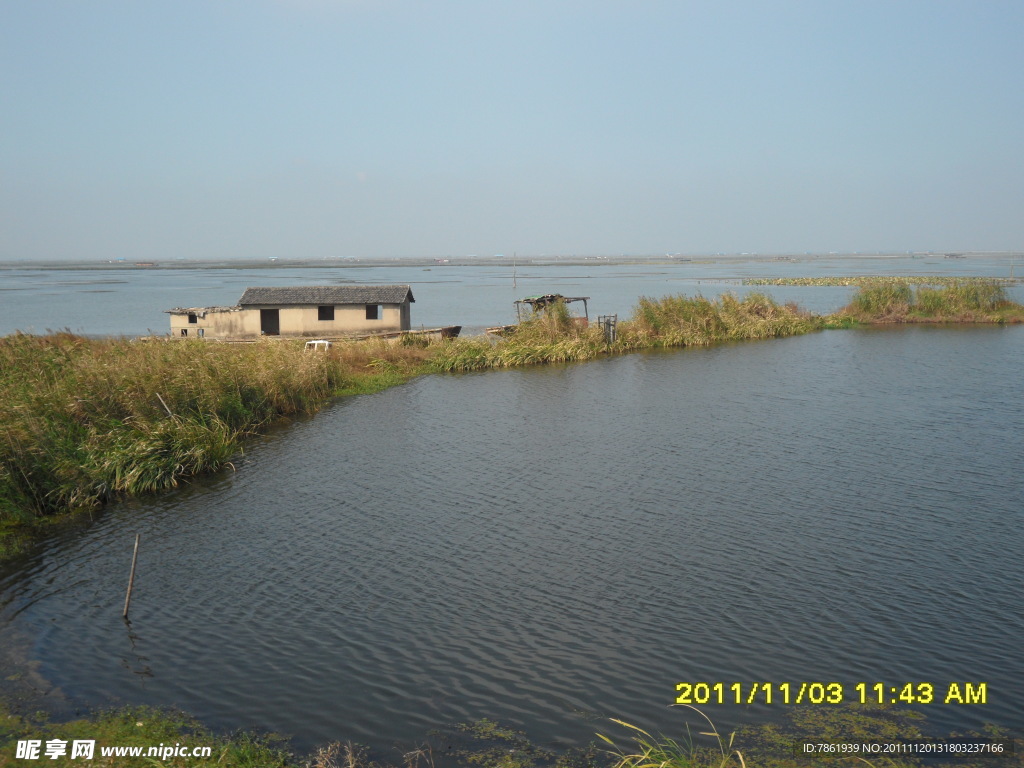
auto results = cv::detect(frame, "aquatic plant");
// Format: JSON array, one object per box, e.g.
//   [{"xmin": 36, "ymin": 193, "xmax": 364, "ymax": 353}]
[
  {"xmin": 429, "ymin": 293, "xmax": 820, "ymax": 373},
  {"xmin": 0, "ymin": 334, "xmax": 435, "ymax": 540},
  {"xmin": 620, "ymin": 292, "xmax": 820, "ymax": 348},
  {"xmin": 847, "ymin": 281, "xmax": 913, "ymax": 316},
  {"xmin": 598, "ymin": 708, "xmax": 745, "ymax": 768},
  {"xmin": 914, "ymin": 281, "xmax": 1008, "ymax": 314},
  {"xmin": 836, "ymin": 280, "xmax": 1021, "ymax": 323}
]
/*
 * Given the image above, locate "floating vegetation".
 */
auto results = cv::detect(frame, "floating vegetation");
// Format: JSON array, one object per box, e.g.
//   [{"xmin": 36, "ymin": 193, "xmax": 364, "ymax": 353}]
[{"xmin": 743, "ymin": 276, "xmax": 1018, "ymax": 286}]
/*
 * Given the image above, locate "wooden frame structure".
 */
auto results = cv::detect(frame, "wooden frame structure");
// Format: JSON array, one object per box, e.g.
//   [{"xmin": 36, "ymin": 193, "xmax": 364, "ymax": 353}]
[{"xmin": 513, "ymin": 294, "xmax": 590, "ymax": 322}]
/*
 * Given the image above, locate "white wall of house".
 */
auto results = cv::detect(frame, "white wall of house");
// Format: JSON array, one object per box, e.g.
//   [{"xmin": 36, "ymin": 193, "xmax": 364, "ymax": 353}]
[
  {"xmin": 170, "ymin": 309, "xmax": 258, "ymax": 339},
  {"xmin": 170, "ymin": 302, "xmax": 408, "ymax": 339},
  {"xmin": 261, "ymin": 304, "xmax": 405, "ymax": 335}
]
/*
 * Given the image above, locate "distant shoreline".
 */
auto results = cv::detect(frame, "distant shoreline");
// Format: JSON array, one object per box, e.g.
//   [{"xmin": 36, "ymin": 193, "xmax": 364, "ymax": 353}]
[{"xmin": 3, "ymin": 251, "xmax": 1024, "ymax": 271}]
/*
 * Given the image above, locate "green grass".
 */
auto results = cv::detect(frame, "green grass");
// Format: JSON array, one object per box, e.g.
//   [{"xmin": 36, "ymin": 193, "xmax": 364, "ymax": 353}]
[
  {"xmin": 599, "ymin": 708, "xmax": 746, "ymax": 768},
  {"xmin": 2, "ymin": 698, "xmax": 1019, "ymax": 768},
  {"xmin": 0, "ymin": 704, "xmax": 293, "ymax": 767}
]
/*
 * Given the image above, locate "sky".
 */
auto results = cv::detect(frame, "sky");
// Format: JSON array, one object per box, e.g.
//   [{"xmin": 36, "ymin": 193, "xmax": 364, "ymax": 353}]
[{"xmin": 2, "ymin": 0, "xmax": 1023, "ymax": 261}]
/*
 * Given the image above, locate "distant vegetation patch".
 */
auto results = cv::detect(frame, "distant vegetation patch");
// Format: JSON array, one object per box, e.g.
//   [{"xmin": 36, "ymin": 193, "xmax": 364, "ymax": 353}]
[
  {"xmin": 743, "ymin": 276, "xmax": 1018, "ymax": 286},
  {"xmin": 835, "ymin": 280, "xmax": 1024, "ymax": 323}
]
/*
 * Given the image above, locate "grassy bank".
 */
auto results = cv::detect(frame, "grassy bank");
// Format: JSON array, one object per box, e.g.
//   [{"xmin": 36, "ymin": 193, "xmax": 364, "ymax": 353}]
[
  {"xmin": 0, "ymin": 704, "xmax": 293, "ymax": 767},
  {"xmin": 3, "ymin": 700, "xmax": 1016, "ymax": 768},
  {"xmin": 0, "ymin": 334, "xmax": 433, "ymax": 556}
]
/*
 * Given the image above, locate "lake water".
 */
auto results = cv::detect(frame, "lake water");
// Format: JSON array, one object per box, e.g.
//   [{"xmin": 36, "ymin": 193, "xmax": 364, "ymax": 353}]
[{"xmin": 1, "ymin": 310, "xmax": 1021, "ymax": 753}]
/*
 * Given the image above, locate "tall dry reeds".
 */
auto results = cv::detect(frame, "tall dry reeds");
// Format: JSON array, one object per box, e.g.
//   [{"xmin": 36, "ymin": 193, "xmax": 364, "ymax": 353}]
[
  {"xmin": 621, "ymin": 292, "xmax": 820, "ymax": 348},
  {"xmin": 848, "ymin": 282, "xmax": 913, "ymax": 316},
  {"xmin": 429, "ymin": 293, "xmax": 820, "ymax": 373},
  {"xmin": 839, "ymin": 280, "xmax": 1020, "ymax": 322},
  {"xmin": 0, "ymin": 334, "xmax": 432, "ymax": 529}
]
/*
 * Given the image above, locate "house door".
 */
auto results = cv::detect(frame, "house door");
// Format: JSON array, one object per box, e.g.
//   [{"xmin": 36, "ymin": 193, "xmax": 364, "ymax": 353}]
[{"xmin": 260, "ymin": 309, "xmax": 280, "ymax": 336}]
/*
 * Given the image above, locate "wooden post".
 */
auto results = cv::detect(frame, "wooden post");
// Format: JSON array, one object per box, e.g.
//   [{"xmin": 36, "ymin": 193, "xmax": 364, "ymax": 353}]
[{"xmin": 123, "ymin": 534, "xmax": 140, "ymax": 619}]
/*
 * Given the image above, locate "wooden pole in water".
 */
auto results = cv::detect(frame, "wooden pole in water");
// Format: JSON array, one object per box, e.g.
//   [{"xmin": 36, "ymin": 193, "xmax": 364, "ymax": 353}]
[{"xmin": 123, "ymin": 533, "xmax": 140, "ymax": 619}]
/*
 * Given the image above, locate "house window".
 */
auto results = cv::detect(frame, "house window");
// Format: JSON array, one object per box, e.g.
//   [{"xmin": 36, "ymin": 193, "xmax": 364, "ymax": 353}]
[
  {"xmin": 366, "ymin": 304, "xmax": 380, "ymax": 320},
  {"xmin": 188, "ymin": 313, "xmax": 198, "ymax": 324},
  {"xmin": 318, "ymin": 305, "xmax": 334, "ymax": 321},
  {"xmin": 180, "ymin": 328, "xmax": 188, "ymax": 336},
  {"xmin": 197, "ymin": 328, "xmax": 205, "ymax": 338}
]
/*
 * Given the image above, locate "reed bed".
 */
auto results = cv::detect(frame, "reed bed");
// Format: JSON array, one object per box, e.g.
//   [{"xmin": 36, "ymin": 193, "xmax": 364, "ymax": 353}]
[
  {"xmin": 848, "ymin": 282, "xmax": 913, "ymax": 316},
  {"xmin": 743, "ymin": 276, "xmax": 1017, "ymax": 287},
  {"xmin": 835, "ymin": 280, "xmax": 1024, "ymax": 323},
  {"xmin": 0, "ymin": 334, "xmax": 432, "ymax": 538},
  {"xmin": 620, "ymin": 293, "xmax": 819, "ymax": 348},
  {"xmin": 430, "ymin": 293, "xmax": 820, "ymax": 372}
]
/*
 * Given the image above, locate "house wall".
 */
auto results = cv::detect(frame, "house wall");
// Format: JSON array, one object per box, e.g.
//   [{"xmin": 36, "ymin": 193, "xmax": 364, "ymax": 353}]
[
  {"xmin": 170, "ymin": 302, "xmax": 409, "ymax": 339},
  {"xmin": 170, "ymin": 309, "xmax": 259, "ymax": 339},
  {"xmin": 260, "ymin": 304, "xmax": 406, "ymax": 335}
]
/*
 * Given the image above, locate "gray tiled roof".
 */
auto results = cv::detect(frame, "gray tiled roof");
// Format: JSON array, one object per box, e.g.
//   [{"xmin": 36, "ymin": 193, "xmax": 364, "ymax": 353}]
[{"xmin": 238, "ymin": 285, "xmax": 415, "ymax": 306}]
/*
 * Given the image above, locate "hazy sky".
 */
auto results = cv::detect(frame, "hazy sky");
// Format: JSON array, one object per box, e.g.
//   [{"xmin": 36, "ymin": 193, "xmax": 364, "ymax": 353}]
[{"xmin": 2, "ymin": 0, "xmax": 1023, "ymax": 261}]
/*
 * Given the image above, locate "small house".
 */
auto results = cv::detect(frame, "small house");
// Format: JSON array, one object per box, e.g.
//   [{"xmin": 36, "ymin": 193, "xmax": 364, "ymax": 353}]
[{"xmin": 167, "ymin": 285, "xmax": 415, "ymax": 340}]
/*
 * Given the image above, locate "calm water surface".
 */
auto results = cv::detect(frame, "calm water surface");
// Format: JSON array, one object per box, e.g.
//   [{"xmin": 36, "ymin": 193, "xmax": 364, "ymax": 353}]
[{"xmin": 1, "ymin": 326, "xmax": 1021, "ymax": 752}]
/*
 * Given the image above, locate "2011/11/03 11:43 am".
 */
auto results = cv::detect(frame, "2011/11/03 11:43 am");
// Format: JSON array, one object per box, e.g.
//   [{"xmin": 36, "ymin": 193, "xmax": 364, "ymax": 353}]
[{"xmin": 674, "ymin": 682, "xmax": 988, "ymax": 705}]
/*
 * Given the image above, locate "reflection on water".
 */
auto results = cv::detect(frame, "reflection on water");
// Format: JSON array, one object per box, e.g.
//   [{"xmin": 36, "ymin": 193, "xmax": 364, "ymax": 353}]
[{"xmin": 1, "ymin": 326, "xmax": 1022, "ymax": 752}]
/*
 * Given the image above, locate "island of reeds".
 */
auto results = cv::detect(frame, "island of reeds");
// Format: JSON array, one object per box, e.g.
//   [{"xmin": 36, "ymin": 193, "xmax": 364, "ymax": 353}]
[
  {"xmin": 2, "ymin": 282, "xmax": 1023, "ymax": 556},
  {"xmin": 832, "ymin": 280, "xmax": 1024, "ymax": 323}
]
